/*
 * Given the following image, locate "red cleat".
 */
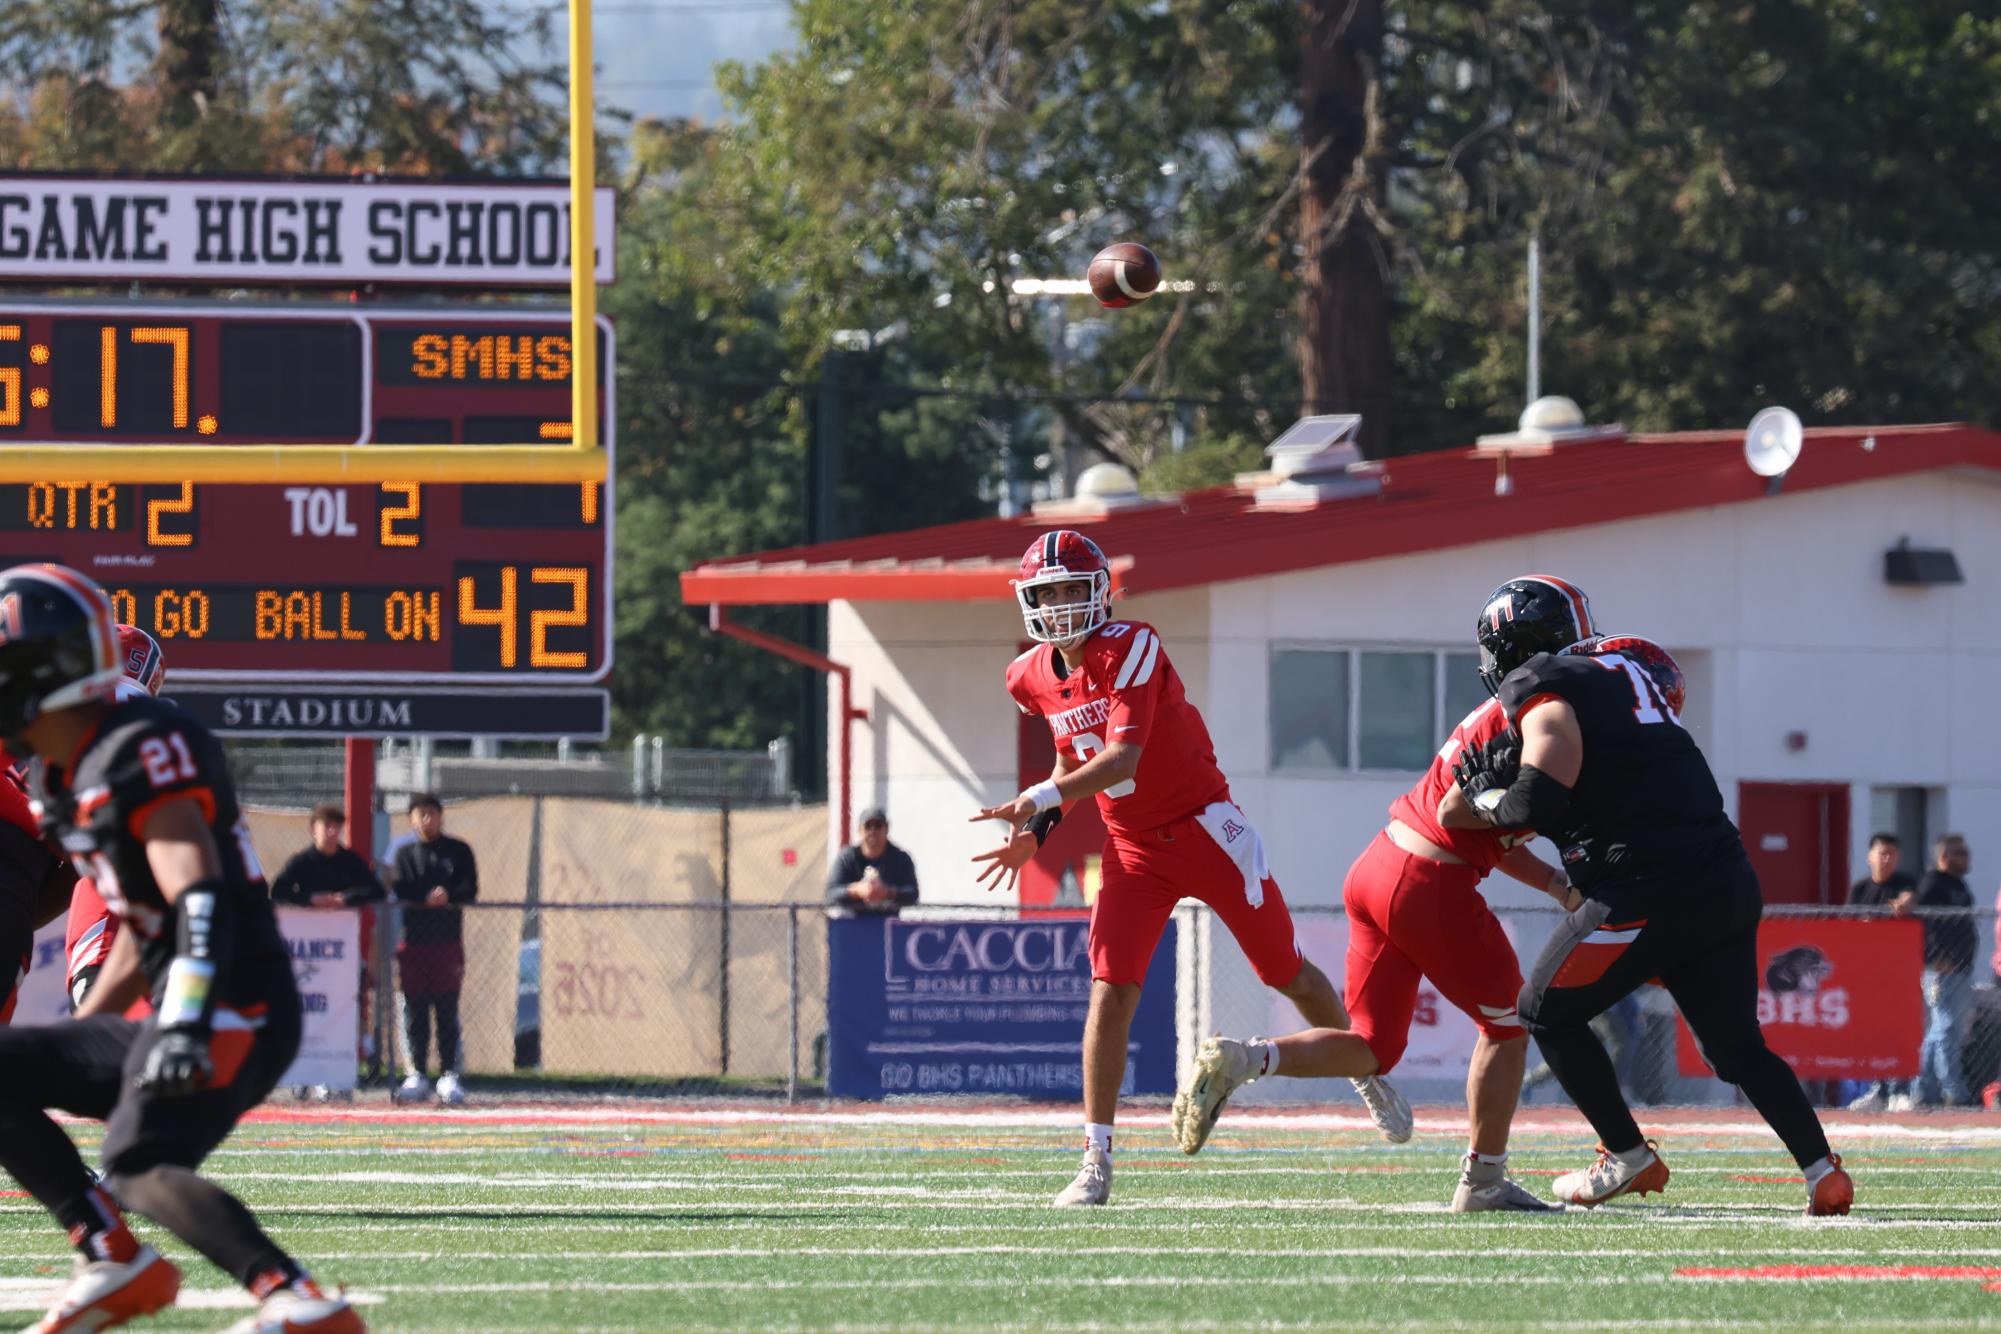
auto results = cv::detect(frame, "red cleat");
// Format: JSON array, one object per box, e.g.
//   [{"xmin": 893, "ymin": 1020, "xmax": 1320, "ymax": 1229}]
[
  {"xmin": 1552, "ymin": 1141, "xmax": 1671, "ymax": 1208},
  {"xmin": 30, "ymin": 1245, "xmax": 182, "ymax": 1332}
]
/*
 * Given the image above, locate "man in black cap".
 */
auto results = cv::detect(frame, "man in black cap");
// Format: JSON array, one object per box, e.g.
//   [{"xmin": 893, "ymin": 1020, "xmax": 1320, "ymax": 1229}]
[{"xmin": 825, "ymin": 807, "xmax": 919, "ymax": 916}]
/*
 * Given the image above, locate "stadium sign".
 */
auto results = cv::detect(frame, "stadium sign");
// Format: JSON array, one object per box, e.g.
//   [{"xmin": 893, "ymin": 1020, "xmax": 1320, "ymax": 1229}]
[
  {"xmin": 171, "ymin": 684, "xmax": 611, "ymax": 740},
  {"xmin": 0, "ymin": 175, "xmax": 615, "ymax": 287}
]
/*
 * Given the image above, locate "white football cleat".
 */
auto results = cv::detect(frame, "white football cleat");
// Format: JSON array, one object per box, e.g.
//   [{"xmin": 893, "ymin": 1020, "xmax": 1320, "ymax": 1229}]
[
  {"xmin": 1172, "ymin": 1036, "xmax": 1260, "ymax": 1154},
  {"xmin": 434, "ymin": 1072, "xmax": 465, "ymax": 1107},
  {"xmin": 1351, "ymin": 1074, "xmax": 1413, "ymax": 1144},
  {"xmin": 1052, "ymin": 1145, "xmax": 1111, "ymax": 1207},
  {"xmin": 28, "ymin": 1245, "xmax": 182, "ymax": 1332},
  {"xmin": 214, "ymin": 1283, "xmax": 365, "ymax": 1334},
  {"xmin": 1552, "ymin": 1142, "xmax": 1670, "ymax": 1207},
  {"xmin": 392, "ymin": 1074, "xmax": 430, "ymax": 1105},
  {"xmin": 1451, "ymin": 1161, "xmax": 1558, "ymax": 1213}
]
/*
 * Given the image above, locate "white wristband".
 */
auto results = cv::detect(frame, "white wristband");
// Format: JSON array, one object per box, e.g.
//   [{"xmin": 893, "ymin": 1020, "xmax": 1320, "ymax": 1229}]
[{"xmin": 1021, "ymin": 779, "xmax": 1063, "ymax": 814}]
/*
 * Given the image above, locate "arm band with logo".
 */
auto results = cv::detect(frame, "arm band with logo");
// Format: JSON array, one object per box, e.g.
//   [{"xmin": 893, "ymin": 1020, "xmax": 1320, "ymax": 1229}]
[
  {"xmin": 1469, "ymin": 763, "xmax": 1572, "ymax": 831},
  {"xmin": 157, "ymin": 879, "xmax": 234, "ymax": 1032},
  {"xmin": 1024, "ymin": 806, "xmax": 1064, "ymax": 848}
]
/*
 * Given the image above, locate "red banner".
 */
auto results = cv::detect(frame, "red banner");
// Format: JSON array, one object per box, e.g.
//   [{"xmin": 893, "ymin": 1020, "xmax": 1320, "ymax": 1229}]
[{"xmin": 1676, "ymin": 917, "xmax": 1924, "ymax": 1078}]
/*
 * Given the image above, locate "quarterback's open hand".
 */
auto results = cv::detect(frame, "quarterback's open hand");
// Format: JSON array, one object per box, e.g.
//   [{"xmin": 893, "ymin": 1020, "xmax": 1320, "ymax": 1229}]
[
  {"xmin": 1452, "ymin": 730, "xmax": 1522, "ymax": 821},
  {"xmin": 970, "ymin": 828, "xmax": 1039, "ymax": 895},
  {"xmin": 970, "ymin": 794, "xmax": 1038, "ymax": 829},
  {"xmin": 137, "ymin": 1029, "xmax": 213, "ymax": 1097}
]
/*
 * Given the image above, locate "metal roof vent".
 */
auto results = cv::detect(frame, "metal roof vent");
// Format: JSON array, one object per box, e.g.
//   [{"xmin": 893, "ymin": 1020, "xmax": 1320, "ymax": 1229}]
[{"xmin": 1246, "ymin": 415, "xmax": 1384, "ymax": 509}]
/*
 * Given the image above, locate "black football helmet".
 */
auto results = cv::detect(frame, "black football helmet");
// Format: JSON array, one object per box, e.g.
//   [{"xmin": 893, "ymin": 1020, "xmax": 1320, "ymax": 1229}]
[
  {"xmin": 0, "ymin": 564, "xmax": 123, "ymax": 739},
  {"xmin": 1474, "ymin": 575, "xmax": 1598, "ymax": 695}
]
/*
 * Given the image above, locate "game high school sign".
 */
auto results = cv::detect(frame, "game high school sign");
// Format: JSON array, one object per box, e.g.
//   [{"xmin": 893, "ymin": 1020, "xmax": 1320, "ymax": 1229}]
[{"xmin": 0, "ymin": 176, "xmax": 615, "ymax": 287}]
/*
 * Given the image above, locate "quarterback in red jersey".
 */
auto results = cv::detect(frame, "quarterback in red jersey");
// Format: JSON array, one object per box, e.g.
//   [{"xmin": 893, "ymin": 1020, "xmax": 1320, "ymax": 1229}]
[
  {"xmin": 65, "ymin": 624, "xmax": 167, "ymax": 1009},
  {"xmin": 1174, "ymin": 580, "xmax": 1600, "ymax": 1212},
  {"xmin": 972, "ymin": 530, "xmax": 1407, "ymax": 1207}
]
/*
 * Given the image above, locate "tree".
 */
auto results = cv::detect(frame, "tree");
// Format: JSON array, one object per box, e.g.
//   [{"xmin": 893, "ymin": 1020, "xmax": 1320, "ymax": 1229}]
[{"xmin": 0, "ymin": 0, "xmax": 571, "ymax": 173}]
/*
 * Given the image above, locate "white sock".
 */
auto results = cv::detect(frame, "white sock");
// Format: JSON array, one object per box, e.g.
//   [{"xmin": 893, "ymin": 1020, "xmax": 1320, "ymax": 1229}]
[
  {"xmin": 1464, "ymin": 1149, "xmax": 1507, "ymax": 1183},
  {"xmin": 1085, "ymin": 1123, "xmax": 1114, "ymax": 1155},
  {"xmin": 1252, "ymin": 1039, "xmax": 1280, "ymax": 1077},
  {"xmin": 1613, "ymin": 1143, "xmax": 1655, "ymax": 1168},
  {"xmin": 1803, "ymin": 1156, "xmax": 1834, "ymax": 1187}
]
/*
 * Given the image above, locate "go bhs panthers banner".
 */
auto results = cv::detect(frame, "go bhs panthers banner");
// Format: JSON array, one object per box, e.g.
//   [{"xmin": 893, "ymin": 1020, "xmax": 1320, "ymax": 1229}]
[
  {"xmin": 1676, "ymin": 916, "xmax": 1924, "ymax": 1079},
  {"xmin": 827, "ymin": 915, "xmax": 1176, "ymax": 1100}
]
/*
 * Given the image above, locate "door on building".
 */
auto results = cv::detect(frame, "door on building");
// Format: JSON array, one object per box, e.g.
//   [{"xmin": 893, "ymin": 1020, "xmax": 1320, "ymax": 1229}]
[{"xmin": 1737, "ymin": 782, "xmax": 1849, "ymax": 906}]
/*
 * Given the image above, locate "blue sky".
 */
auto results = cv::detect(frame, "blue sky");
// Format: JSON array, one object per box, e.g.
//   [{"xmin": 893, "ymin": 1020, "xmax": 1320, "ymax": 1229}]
[{"xmin": 570, "ymin": 0, "xmax": 796, "ymax": 124}]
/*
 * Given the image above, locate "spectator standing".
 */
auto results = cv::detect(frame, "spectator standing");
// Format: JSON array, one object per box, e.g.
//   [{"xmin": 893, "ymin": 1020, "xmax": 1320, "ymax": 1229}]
[
  {"xmin": 825, "ymin": 807, "xmax": 919, "ymax": 917},
  {"xmin": 272, "ymin": 804, "xmax": 387, "ymax": 909},
  {"xmin": 389, "ymin": 793, "xmax": 478, "ymax": 1106},
  {"xmin": 1914, "ymin": 833, "xmax": 1976, "ymax": 1108},
  {"xmin": 1846, "ymin": 833, "xmax": 1918, "ymax": 1112}
]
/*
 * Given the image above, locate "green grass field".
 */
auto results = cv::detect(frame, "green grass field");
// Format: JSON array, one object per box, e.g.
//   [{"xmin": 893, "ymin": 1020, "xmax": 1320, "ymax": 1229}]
[{"xmin": 2, "ymin": 1103, "xmax": 1998, "ymax": 1332}]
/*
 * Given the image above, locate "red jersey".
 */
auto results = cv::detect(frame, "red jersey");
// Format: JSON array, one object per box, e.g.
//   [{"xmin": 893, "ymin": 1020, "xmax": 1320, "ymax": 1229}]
[
  {"xmin": 0, "ymin": 747, "xmax": 36, "ymax": 838},
  {"xmin": 1387, "ymin": 696, "xmax": 1535, "ymax": 874},
  {"xmin": 1006, "ymin": 621, "xmax": 1229, "ymax": 837}
]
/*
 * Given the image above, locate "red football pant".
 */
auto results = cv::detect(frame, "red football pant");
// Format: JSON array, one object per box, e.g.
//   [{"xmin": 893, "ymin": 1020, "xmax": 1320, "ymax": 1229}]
[
  {"xmin": 1091, "ymin": 810, "xmax": 1303, "ymax": 989},
  {"xmin": 1342, "ymin": 832, "xmax": 1525, "ymax": 1074}
]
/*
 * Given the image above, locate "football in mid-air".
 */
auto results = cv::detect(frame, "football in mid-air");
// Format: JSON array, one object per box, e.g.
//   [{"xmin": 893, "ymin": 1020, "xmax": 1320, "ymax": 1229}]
[{"xmin": 1088, "ymin": 242, "xmax": 1162, "ymax": 308}]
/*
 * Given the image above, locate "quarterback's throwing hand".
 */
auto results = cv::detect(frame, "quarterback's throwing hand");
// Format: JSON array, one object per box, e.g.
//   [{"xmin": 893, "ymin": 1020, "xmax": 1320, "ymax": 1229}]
[
  {"xmin": 970, "ymin": 828, "xmax": 1039, "ymax": 895},
  {"xmin": 971, "ymin": 794, "xmax": 1039, "ymax": 829}
]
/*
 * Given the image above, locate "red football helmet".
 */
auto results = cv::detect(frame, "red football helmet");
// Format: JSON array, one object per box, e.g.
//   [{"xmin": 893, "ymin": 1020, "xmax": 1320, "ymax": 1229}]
[
  {"xmin": 1013, "ymin": 530, "xmax": 1113, "ymax": 644},
  {"xmin": 116, "ymin": 623, "xmax": 166, "ymax": 699},
  {"xmin": 1569, "ymin": 632, "xmax": 1685, "ymax": 714}
]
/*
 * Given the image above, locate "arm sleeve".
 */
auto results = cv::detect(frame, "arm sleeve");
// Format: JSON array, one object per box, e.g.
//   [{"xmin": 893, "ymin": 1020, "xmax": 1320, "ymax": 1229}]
[
  {"xmin": 887, "ymin": 847, "xmax": 918, "ymax": 906},
  {"xmin": 1101, "ymin": 628, "xmax": 1166, "ymax": 746},
  {"xmin": 388, "ymin": 844, "xmax": 425, "ymax": 904},
  {"xmin": 270, "ymin": 852, "xmax": 310, "ymax": 906},
  {"xmin": 447, "ymin": 840, "xmax": 478, "ymax": 903},
  {"xmin": 824, "ymin": 847, "xmax": 858, "ymax": 901}
]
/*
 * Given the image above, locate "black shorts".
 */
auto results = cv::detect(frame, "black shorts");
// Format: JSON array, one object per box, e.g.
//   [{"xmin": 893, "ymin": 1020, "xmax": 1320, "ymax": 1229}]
[{"xmin": 0, "ymin": 988, "xmax": 301, "ymax": 1177}]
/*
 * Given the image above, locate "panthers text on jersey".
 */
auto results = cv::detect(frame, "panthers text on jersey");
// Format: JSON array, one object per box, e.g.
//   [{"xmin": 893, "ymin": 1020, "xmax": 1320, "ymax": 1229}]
[
  {"xmin": 1006, "ymin": 621, "xmax": 1230, "ymax": 837},
  {"xmin": 28, "ymin": 696, "xmax": 292, "ymax": 1005},
  {"xmin": 1498, "ymin": 650, "xmax": 1740, "ymax": 886},
  {"xmin": 1387, "ymin": 696, "xmax": 1536, "ymax": 873}
]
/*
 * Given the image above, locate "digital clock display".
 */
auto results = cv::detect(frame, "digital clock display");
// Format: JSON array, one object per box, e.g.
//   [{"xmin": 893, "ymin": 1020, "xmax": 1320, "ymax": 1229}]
[{"xmin": 0, "ymin": 300, "xmax": 612, "ymax": 681}]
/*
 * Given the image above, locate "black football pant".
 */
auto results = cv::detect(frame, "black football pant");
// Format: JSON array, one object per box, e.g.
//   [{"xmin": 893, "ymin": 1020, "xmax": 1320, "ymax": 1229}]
[
  {"xmin": 0, "ymin": 993, "xmax": 305, "ymax": 1287},
  {"xmin": 1517, "ymin": 855, "xmax": 1832, "ymax": 1170}
]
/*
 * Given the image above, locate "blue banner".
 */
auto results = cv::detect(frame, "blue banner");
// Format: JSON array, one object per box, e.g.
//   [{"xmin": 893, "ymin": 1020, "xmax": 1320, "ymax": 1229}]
[{"xmin": 826, "ymin": 915, "xmax": 1177, "ymax": 1100}]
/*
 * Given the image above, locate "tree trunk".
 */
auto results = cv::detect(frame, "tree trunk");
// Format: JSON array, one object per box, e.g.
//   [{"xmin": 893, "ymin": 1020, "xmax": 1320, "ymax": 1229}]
[
  {"xmin": 1297, "ymin": 0, "xmax": 1391, "ymax": 456},
  {"xmin": 156, "ymin": 0, "xmax": 221, "ymax": 147}
]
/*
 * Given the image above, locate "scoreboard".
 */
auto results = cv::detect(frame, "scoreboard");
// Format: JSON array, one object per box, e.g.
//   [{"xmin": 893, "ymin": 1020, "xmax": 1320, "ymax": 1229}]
[{"xmin": 0, "ymin": 300, "xmax": 611, "ymax": 682}]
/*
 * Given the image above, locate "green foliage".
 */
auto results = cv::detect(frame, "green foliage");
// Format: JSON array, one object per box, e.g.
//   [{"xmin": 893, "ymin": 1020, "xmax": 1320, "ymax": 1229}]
[{"xmin": 0, "ymin": 0, "xmax": 570, "ymax": 172}]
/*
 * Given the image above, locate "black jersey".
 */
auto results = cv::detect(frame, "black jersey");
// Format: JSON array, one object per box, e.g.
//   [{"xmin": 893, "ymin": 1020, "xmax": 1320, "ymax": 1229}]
[
  {"xmin": 1497, "ymin": 650, "xmax": 1740, "ymax": 887},
  {"xmin": 29, "ymin": 697, "xmax": 292, "ymax": 1004}
]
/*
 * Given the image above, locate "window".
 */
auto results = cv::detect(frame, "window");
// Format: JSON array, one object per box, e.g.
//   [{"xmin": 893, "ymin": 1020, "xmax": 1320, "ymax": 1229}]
[
  {"xmin": 1269, "ymin": 648, "xmax": 1349, "ymax": 771},
  {"xmin": 1358, "ymin": 652, "xmax": 1434, "ymax": 771},
  {"xmin": 1443, "ymin": 652, "xmax": 1488, "ymax": 731},
  {"xmin": 1269, "ymin": 645, "xmax": 1490, "ymax": 774}
]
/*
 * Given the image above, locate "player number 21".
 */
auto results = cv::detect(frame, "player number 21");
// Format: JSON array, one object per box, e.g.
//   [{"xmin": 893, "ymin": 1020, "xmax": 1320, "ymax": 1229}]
[
  {"xmin": 1071, "ymin": 731, "xmax": 1136, "ymax": 799},
  {"xmin": 139, "ymin": 733, "xmax": 198, "ymax": 787}
]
